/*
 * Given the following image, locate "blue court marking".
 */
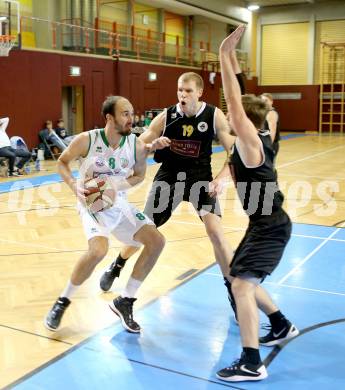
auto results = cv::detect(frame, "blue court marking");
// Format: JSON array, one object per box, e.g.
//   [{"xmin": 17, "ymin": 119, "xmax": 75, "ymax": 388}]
[{"xmin": 10, "ymin": 225, "xmax": 345, "ymax": 390}]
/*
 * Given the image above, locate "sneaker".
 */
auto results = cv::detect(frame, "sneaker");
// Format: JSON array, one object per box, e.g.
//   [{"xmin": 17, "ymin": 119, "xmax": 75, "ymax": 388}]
[
  {"xmin": 44, "ymin": 297, "xmax": 71, "ymax": 331},
  {"xmin": 217, "ymin": 359, "xmax": 268, "ymax": 382},
  {"xmin": 109, "ymin": 296, "xmax": 140, "ymax": 333},
  {"xmin": 259, "ymin": 321, "xmax": 299, "ymax": 346},
  {"xmin": 100, "ymin": 259, "xmax": 125, "ymax": 292}
]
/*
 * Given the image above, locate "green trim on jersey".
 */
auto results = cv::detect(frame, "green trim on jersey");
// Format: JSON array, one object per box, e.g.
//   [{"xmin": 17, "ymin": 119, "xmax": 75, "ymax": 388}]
[
  {"xmin": 85, "ymin": 132, "xmax": 91, "ymax": 157},
  {"xmin": 100, "ymin": 128, "xmax": 110, "ymax": 147},
  {"xmin": 119, "ymin": 136, "xmax": 126, "ymax": 148}
]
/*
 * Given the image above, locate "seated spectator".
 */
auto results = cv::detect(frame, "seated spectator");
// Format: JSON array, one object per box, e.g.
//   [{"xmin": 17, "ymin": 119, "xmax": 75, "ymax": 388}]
[
  {"xmin": 0, "ymin": 117, "xmax": 31, "ymax": 176},
  {"xmin": 41, "ymin": 120, "xmax": 67, "ymax": 152},
  {"xmin": 55, "ymin": 119, "xmax": 74, "ymax": 145},
  {"xmin": 132, "ymin": 114, "xmax": 144, "ymax": 128},
  {"xmin": 144, "ymin": 111, "xmax": 153, "ymax": 128}
]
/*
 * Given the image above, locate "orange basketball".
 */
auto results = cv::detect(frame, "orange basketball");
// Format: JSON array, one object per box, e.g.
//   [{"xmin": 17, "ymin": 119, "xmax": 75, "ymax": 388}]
[{"xmin": 84, "ymin": 177, "xmax": 116, "ymax": 213}]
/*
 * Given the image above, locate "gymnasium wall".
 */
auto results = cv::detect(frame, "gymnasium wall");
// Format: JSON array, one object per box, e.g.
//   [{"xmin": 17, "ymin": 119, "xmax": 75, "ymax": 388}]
[{"xmin": 0, "ymin": 50, "xmax": 222, "ymax": 148}]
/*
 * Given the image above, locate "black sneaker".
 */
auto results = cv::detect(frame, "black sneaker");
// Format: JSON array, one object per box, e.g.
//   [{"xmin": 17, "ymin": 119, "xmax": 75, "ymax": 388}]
[
  {"xmin": 217, "ymin": 359, "xmax": 268, "ymax": 382},
  {"xmin": 259, "ymin": 321, "xmax": 299, "ymax": 346},
  {"xmin": 44, "ymin": 297, "xmax": 71, "ymax": 331},
  {"xmin": 100, "ymin": 259, "xmax": 126, "ymax": 292},
  {"xmin": 109, "ymin": 296, "xmax": 140, "ymax": 333}
]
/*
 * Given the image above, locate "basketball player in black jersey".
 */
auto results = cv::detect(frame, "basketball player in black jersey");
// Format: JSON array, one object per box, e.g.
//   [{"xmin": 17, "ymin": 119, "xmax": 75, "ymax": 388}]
[
  {"xmin": 261, "ymin": 93, "xmax": 280, "ymax": 157},
  {"xmin": 100, "ymin": 71, "xmax": 239, "ymax": 312},
  {"xmin": 215, "ymin": 25, "xmax": 298, "ymax": 382}
]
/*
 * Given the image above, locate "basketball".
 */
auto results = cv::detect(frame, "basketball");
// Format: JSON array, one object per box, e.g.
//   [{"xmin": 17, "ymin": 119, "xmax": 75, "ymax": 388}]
[{"xmin": 84, "ymin": 177, "xmax": 116, "ymax": 213}]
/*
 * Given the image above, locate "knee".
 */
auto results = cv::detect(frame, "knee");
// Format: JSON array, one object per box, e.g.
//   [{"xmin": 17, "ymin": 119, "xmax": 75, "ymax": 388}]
[
  {"xmin": 231, "ymin": 278, "xmax": 254, "ymax": 298},
  {"xmin": 206, "ymin": 226, "xmax": 223, "ymax": 246},
  {"xmin": 87, "ymin": 240, "xmax": 108, "ymax": 262},
  {"xmin": 144, "ymin": 230, "xmax": 165, "ymax": 255}
]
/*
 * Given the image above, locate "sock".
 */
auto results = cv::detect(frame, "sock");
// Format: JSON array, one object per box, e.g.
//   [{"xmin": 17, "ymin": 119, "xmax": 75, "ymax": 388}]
[
  {"xmin": 242, "ymin": 347, "xmax": 261, "ymax": 366},
  {"xmin": 60, "ymin": 280, "xmax": 79, "ymax": 300},
  {"xmin": 268, "ymin": 310, "xmax": 287, "ymax": 330},
  {"xmin": 122, "ymin": 277, "xmax": 142, "ymax": 298},
  {"xmin": 115, "ymin": 253, "xmax": 128, "ymax": 268}
]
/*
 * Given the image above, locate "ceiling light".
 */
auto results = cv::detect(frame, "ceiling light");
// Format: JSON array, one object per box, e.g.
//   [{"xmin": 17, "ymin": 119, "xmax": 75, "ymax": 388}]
[{"xmin": 248, "ymin": 4, "xmax": 260, "ymax": 11}]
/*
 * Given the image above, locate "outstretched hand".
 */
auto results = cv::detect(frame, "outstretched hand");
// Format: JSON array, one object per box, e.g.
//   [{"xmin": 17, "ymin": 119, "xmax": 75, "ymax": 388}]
[
  {"xmin": 146, "ymin": 136, "xmax": 171, "ymax": 153},
  {"xmin": 219, "ymin": 24, "xmax": 246, "ymax": 53}
]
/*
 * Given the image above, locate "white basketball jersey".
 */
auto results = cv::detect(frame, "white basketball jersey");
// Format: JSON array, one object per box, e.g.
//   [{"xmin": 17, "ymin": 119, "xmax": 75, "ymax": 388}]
[{"xmin": 79, "ymin": 128, "xmax": 137, "ymax": 197}]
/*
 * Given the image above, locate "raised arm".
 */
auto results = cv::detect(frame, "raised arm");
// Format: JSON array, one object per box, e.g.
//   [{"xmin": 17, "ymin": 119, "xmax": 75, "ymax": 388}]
[{"xmin": 219, "ymin": 26, "xmax": 262, "ymax": 167}]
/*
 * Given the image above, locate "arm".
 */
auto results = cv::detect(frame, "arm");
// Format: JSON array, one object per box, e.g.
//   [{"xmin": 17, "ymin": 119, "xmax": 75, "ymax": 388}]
[
  {"xmin": 139, "ymin": 110, "xmax": 171, "ymax": 152},
  {"xmin": 266, "ymin": 110, "xmax": 278, "ymax": 141},
  {"xmin": 214, "ymin": 107, "xmax": 236, "ymax": 154},
  {"xmin": 219, "ymin": 26, "xmax": 262, "ymax": 167},
  {"xmin": 57, "ymin": 132, "xmax": 89, "ymax": 199},
  {"xmin": 139, "ymin": 111, "xmax": 165, "ymax": 143},
  {"xmin": 114, "ymin": 137, "xmax": 147, "ymax": 191},
  {"xmin": 209, "ymin": 108, "xmax": 235, "ymax": 196},
  {"xmin": 230, "ymin": 51, "xmax": 246, "ymax": 95}
]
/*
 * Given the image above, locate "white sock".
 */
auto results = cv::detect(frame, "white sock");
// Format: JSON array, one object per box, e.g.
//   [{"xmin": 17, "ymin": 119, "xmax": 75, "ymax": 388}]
[
  {"xmin": 122, "ymin": 277, "xmax": 142, "ymax": 298},
  {"xmin": 60, "ymin": 281, "xmax": 79, "ymax": 300}
]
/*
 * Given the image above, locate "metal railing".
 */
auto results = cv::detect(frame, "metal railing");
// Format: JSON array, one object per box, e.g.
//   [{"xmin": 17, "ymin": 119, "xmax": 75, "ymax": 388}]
[{"xmin": 20, "ymin": 16, "xmax": 217, "ymax": 67}]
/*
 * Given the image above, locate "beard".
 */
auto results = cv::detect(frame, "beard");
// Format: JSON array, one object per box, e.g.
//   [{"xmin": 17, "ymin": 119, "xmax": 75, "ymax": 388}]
[
  {"xmin": 118, "ymin": 128, "xmax": 132, "ymax": 136},
  {"xmin": 114, "ymin": 120, "xmax": 132, "ymax": 136}
]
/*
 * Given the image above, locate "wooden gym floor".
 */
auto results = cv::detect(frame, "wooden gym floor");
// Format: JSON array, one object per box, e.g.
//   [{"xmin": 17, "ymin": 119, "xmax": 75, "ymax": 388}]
[{"xmin": 1, "ymin": 133, "xmax": 345, "ymax": 388}]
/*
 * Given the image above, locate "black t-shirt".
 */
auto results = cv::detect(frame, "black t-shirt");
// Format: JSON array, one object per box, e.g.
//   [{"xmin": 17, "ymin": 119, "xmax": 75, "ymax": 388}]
[
  {"xmin": 154, "ymin": 103, "xmax": 216, "ymax": 168},
  {"xmin": 229, "ymin": 131, "xmax": 284, "ymax": 220}
]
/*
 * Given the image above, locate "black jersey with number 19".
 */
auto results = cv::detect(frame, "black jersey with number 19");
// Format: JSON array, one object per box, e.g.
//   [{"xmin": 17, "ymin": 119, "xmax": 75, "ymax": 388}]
[{"xmin": 153, "ymin": 102, "xmax": 216, "ymax": 168}]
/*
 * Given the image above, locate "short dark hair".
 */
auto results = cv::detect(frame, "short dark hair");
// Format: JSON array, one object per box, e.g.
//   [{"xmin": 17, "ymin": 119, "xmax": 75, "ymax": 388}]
[
  {"xmin": 101, "ymin": 95, "xmax": 124, "ymax": 119},
  {"xmin": 242, "ymin": 94, "xmax": 268, "ymax": 129}
]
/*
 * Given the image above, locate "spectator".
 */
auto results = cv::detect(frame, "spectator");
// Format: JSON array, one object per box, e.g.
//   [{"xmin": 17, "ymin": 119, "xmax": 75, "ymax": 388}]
[
  {"xmin": 55, "ymin": 119, "xmax": 74, "ymax": 146},
  {"xmin": 144, "ymin": 111, "xmax": 153, "ymax": 128},
  {"xmin": 132, "ymin": 114, "xmax": 144, "ymax": 128},
  {"xmin": 0, "ymin": 117, "xmax": 31, "ymax": 176},
  {"xmin": 41, "ymin": 120, "xmax": 67, "ymax": 153}
]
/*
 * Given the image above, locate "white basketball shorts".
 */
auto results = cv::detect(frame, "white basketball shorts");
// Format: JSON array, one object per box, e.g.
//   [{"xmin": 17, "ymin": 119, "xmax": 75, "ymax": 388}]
[{"xmin": 78, "ymin": 198, "xmax": 154, "ymax": 247}]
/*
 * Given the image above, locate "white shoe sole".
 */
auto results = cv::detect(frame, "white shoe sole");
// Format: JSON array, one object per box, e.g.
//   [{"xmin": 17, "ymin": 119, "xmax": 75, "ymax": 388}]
[
  {"xmin": 109, "ymin": 301, "xmax": 141, "ymax": 333},
  {"xmin": 260, "ymin": 325, "xmax": 299, "ymax": 346},
  {"xmin": 216, "ymin": 365, "xmax": 268, "ymax": 382},
  {"xmin": 43, "ymin": 317, "xmax": 59, "ymax": 332}
]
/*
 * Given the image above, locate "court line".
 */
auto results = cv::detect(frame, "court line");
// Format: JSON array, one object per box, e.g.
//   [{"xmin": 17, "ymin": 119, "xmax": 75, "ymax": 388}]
[
  {"xmin": 277, "ymin": 144, "xmax": 345, "ymax": 169},
  {"xmin": 4, "ymin": 262, "xmax": 232, "ymax": 390},
  {"xmin": 171, "ymin": 220, "xmax": 345, "ymax": 243},
  {"xmin": 0, "ymin": 324, "xmax": 73, "ymax": 345},
  {"xmin": 264, "ymin": 281, "xmax": 345, "ymax": 297},
  {"xmin": 277, "ymin": 226, "xmax": 342, "ymax": 285},
  {"xmin": 204, "ymin": 270, "xmax": 345, "ymax": 297},
  {"xmin": 263, "ymin": 317, "xmax": 345, "ymax": 367}
]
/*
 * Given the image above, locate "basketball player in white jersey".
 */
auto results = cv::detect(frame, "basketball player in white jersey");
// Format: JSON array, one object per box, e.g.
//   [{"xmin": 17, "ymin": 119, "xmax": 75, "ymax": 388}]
[{"xmin": 45, "ymin": 96, "xmax": 166, "ymax": 333}]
